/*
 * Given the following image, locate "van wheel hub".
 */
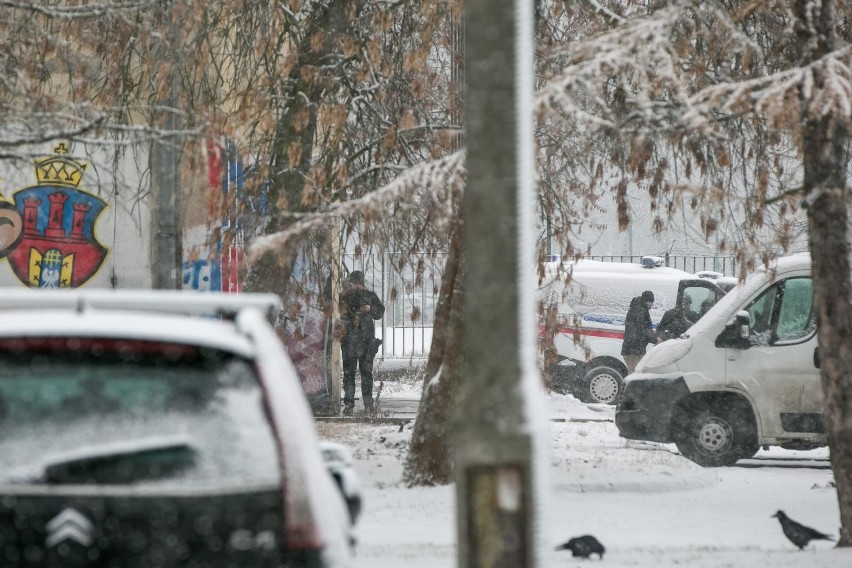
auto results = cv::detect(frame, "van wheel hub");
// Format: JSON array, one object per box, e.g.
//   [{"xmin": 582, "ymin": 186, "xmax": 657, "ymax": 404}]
[{"xmin": 695, "ymin": 418, "xmax": 732, "ymax": 453}]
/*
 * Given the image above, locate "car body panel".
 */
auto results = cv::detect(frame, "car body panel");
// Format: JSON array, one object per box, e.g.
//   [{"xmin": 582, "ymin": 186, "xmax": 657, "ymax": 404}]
[
  {"xmin": 0, "ymin": 289, "xmax": 356, "ymax": 567},
  {"xmin": 0, "ymin": 310, "xmax": 257, "ymax": 358}
]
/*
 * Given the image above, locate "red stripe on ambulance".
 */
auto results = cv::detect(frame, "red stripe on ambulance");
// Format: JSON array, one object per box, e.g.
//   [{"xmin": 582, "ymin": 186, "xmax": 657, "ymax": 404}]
[{"xmin": 558, "ymin": 327, "xmax": 624, "ymax": 340}]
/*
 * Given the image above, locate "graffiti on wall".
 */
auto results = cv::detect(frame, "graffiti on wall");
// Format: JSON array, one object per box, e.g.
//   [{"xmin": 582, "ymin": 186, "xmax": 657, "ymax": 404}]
[
  {"xmin": 181, "ymin": 139, "xmax": 246, "ymax": 293},
  {"xmin": 182, "ymin": 259, "xmax": 221, "ymax": 292},
  {"xmin": 187, "ymin": 138, "xmax": 333, "ymax": 412},
  {"xmin": 0, "ymin": 143, "xmax": 109, "ymax": 288}
]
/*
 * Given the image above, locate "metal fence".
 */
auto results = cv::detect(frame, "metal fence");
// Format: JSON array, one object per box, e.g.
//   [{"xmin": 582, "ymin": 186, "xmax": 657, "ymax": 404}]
[
  {"xmin": 583, "ymin": 254, "xmax": 737, "ymax": 277},
  {"xmin": 343, "ymin": 252, "xmax": 446, "ymax": 359},
  {"xmin": 345, "ymin": 252, "xmax": 735, "ymax": 358}
]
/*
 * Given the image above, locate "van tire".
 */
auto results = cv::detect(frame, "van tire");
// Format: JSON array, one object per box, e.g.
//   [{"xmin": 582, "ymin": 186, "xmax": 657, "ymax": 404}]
[
  {"xmin": 674, "ymin": 403, "xmax": 758, "ymax": 467},
  {"xmin": 576, "ymin": 365, "xmax": 623, "ymax": 405}
]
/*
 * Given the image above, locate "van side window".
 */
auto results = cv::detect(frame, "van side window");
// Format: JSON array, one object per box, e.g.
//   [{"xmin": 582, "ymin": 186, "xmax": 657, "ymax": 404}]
[
  {"xmin": 775, "ymin": 277, "xmax": 815, "ymax": 343},
  {"xmin": 744, "ymin": 277, "xmax": 814, "ymax": 346}
]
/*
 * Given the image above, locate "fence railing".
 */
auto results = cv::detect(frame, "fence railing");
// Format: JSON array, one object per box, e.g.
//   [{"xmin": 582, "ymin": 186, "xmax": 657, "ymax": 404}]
[
  {"xmin": 344, "ymin": 252, "xmax": 735, "ymax": 358},
  {"xmin": 583, "ymin": 254, "xmax": 737, "ymax": 277},
  {"xmin": 342, "ymin": 252, "xmax": 445, "ymax": 359}
]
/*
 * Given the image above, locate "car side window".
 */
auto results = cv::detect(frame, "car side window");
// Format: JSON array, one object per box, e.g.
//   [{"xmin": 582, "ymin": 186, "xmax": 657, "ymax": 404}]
[
  {"xmin": 743, "ymin": 277, "xmax": 814, "ymax": 346},
  {"xmin": 774, "ymin": 277, "xmax": 815, "ymax": 343},
  {"xmin": 744, "ymin": 284, "xmax": 779, "ymax": 346},
  {"xmin": 681, "ymin": 285, "xmax": 717, "ymax": 325}
]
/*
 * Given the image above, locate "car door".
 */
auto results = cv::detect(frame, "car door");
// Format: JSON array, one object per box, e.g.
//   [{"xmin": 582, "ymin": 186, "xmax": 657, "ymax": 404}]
[
  {"xmin": 721, "ymin": 275, "xmax": 823, "ymax": 442},
  {"xmin": 675, "ymin": 279, "xmax": 726, "ymax": 329}
]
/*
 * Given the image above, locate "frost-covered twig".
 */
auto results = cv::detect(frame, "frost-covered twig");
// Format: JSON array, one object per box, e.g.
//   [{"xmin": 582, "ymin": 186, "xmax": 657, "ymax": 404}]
[{"xmin": 248, "ymin": 150, "xmax": 466, "ymax": 261}]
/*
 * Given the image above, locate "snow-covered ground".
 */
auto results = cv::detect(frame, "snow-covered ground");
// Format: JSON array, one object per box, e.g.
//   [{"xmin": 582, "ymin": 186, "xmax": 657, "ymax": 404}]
[{"xmin": 317, "ymin": 384, "xmax": 851, "ymax": 567}]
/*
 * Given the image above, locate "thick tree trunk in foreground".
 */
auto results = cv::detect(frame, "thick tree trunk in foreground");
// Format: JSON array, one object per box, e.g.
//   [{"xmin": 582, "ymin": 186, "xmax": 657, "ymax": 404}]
[
  {"xmin": 808, "ymin": 189, "xmax": 852, "ymax": 546},
  {"xmin": 403, "ymin": 222, "xmax": 464, "ymax": 486},
  {"xmin": 799, "ymin": 0, "xmax": 852, "ymax": 545}
]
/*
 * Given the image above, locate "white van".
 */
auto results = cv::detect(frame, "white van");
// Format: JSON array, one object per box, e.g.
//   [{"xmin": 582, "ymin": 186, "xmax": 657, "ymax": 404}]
[
  {"xmin": 539, "ymin": 259, "xmax": 725, "ymax": 404},
  {"xmin": 615, "ymin": 253, "xmax": 824, "ymax": 467}
]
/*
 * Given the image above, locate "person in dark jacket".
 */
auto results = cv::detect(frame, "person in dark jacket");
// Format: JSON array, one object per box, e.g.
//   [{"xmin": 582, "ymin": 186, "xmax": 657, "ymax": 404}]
[
  {"xmin": 657, "ymin": 295, "xmax": 693, "ymax": 342},
  {"xmin": 621, "ymin": 290, "xmax": 658, "ymax": 374},
  {"xmin": 339, "ymin": 270, "xmax": 385, "ymax": 416}
]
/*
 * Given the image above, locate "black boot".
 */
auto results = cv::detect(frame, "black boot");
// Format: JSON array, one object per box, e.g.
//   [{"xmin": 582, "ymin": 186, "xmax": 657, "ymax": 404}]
[
  {"xmin": 343, "ymin": 402, "xmax": 354, "ymax": 416},
  {"xmin": 363, "ymin": 398, "xmax": 374, "ymax": 416}
]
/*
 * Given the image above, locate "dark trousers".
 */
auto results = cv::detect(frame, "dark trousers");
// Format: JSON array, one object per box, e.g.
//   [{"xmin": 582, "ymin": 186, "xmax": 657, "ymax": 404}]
[{"xmin": 342, "ymin": 338, "xmax": 375, "ymax": 407}]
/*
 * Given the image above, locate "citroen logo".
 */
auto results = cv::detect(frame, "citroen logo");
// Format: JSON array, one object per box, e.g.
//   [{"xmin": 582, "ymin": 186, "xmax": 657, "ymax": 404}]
[{"xmin": 46, "ymin": 508, "xmax": 94, "ymax": 548}]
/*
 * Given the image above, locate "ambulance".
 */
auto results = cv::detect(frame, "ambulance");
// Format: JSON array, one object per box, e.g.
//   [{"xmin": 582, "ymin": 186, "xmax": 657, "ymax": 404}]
[{"xmin": 539, "ymin": 258, "xmax": 725, "ymax": 404}]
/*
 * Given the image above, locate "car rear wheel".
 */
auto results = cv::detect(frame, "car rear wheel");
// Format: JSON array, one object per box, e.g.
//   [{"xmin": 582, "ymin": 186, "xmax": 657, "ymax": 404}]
[
  {"xmin": 577, "ymin": 365, "xmax": 623, "ymax": 405},
  {"xmin": 675, "ymin": 404, "xmax": 757, "ymax": 467}
]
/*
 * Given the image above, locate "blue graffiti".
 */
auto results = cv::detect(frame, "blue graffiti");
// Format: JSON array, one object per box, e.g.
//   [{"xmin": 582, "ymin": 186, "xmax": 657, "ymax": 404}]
[{"xmin": 182, "ymin": 259, "xmax": 222, "ymax": 292}]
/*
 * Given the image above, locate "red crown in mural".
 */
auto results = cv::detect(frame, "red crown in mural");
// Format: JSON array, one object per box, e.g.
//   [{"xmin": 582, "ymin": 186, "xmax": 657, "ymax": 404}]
[{"xmin": 34, "ymin": 142, "xmax": 87, "ymax": 188}]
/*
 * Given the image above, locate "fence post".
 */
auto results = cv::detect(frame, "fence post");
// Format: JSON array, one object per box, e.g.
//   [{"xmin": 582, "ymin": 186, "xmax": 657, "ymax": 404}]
[
  {"xmin": 330, "ymin": 220, "xmax": 342, "ymax": 415},
  {"xmin": 380, "ymin": 251, "xmax": 387, "ymax": 360}
]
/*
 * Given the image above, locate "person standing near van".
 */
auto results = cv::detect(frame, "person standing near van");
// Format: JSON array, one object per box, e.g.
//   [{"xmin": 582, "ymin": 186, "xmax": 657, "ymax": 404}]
[
  {"xmin": 657, "ymin": 295, "xmax": 693, "ymax": 342},
  {"xmin": 339, "ymin": 270, "xmax": 385, "ymax": 416},
  {"xmin": 621, "ymin": 290, "xmax": 658, "ymax": 374}
]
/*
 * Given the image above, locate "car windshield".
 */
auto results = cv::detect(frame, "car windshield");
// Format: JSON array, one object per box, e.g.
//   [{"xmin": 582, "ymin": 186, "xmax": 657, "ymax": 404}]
[{"xmin": 0, "ymin": 338, "xmax": 279, "ymax": 487}]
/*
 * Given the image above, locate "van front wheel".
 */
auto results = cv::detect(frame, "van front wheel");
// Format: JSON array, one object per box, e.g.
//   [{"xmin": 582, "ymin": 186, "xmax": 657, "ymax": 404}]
[
  {"xmin": 577, "ymin": 365, "xmax": 623, "ymax": 405},
  {"xmin": 675, "ymin": 405, "xmax": 757, "ymax": 467}
]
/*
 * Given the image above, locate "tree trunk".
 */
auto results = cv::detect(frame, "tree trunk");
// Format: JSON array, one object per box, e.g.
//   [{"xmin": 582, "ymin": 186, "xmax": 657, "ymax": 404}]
[
  {"xmin": 798, "ymin": 0, "xmax": 852, "ymax": 546},
  {"xmin": 246, "ymin": 0, "xmax": 360, "ymax": 298},
  {"xmin": 808, "ymin": 188, "xmax": 852, "ymax": 546},
  {"xmin": 403, "ymin": 221, "xmax": 464, "ymax": 486},
  {"xmin": 402, "ymin": 4, "xmax": 465, "ymax": 486}
]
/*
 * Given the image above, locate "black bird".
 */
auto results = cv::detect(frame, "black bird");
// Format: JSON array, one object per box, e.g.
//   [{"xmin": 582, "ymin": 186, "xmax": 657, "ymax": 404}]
[
  {"xmin": 555, "ymin": 535, "xmax": 605, "ymax": 559},
  {"xmin": 772, "ymin": 510, "xmax": 834, "ymax": 550}
]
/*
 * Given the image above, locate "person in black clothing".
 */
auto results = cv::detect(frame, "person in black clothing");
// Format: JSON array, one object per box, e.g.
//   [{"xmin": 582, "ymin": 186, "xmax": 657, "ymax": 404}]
[
  {"xmin": 621, "ymin": 290, "xmax": 659, "ymax": 374},
  {"xmin": 339, "ymin": 271, "xmax": 385, "ymax": 416},
  {"xmin": 657, "ymin": 295, "xmax": 693, "ymax": 342}
]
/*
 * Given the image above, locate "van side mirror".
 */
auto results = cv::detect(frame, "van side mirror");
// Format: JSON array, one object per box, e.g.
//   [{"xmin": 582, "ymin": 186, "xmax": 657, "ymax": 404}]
[
  {"xmin": 716, "ymin": 310, "xmax": 752, "ymax": 349},
  {"xmin": 735, "ymin": 310, "xmax": 750, "ymax": 339}
]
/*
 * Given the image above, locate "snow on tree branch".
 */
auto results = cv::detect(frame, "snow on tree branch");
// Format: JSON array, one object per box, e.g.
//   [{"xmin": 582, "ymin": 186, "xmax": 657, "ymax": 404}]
[
  {"xmin": 537, "ymin": 0, "xmax": 852, "ymax": 137},
  {"xmin": 248, "ymin": 150, "xmax": 466, "ymax": 262},
  {"xmin": 0, "ymin": 0, "xmax": 156, "ymax": 18},
  {"xmin": 584, "ymin": 0, "xmax": 624, "ymax": 24},
  {"xmin": 686, "ymin": 46, "xmax": 852, "ymax": 129}
]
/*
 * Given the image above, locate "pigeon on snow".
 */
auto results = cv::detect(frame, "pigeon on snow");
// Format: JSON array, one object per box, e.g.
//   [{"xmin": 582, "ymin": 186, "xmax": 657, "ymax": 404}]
[
  {"xmin": 555, "ymin": 534, "xmax": 605, "ymax": 559},
  {"xmin": 772, "ymin": 510, "xmax": 834, "ymax": 550}
]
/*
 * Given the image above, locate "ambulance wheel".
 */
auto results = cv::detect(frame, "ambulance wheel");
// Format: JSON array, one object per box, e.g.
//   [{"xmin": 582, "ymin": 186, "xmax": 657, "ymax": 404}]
[{"xmin": 577, "ymin": 365, "xmax": 623, "ymax": 405}]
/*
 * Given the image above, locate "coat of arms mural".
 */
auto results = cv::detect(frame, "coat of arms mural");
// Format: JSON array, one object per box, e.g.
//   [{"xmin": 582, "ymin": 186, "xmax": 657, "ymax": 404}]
[{"xmin": 0, "ymin": 143, "xmax": 109, "ymax": 288}]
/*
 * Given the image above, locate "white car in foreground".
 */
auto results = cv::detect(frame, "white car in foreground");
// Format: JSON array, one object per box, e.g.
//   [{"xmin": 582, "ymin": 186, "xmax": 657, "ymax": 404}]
[{"xmin": 0, "ymin": 288, "xmax": 358, "ymax": 567}]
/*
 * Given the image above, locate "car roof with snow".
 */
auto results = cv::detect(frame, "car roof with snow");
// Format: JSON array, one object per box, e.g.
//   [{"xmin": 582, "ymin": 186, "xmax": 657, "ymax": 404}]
[
  {"xmin": 0, "ymin": 288, "xmax": 282, "ymax": 357},
  {"xmin": 541, "ymin": 258, "xmax": 696, "ymax": 280},
  {"xmin": 538, "ymin": 259, "xmax": 710, "ymax": 321}
]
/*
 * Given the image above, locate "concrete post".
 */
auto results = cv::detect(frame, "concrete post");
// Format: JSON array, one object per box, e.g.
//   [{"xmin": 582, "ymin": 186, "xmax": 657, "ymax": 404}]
[{"xmin": 456, "ymin": 0, "xmax": 538, "ymax": 566}]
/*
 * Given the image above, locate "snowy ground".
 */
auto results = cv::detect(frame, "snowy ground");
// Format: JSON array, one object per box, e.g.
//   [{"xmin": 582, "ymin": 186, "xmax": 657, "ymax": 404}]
[{"xmin": 317, "ymin": 382, "xmax": 851, "ymax": 567}]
